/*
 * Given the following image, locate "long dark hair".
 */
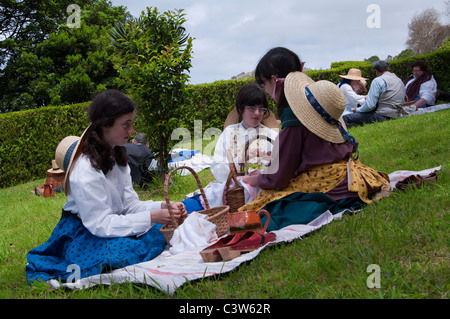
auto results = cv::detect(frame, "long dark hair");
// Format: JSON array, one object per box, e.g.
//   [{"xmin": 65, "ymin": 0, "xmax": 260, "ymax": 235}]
[
  {"xmin": 255, "ymin": 47, "xmax": 303, "ymax": 118},
  {"xmin": 83, "ymin": 89, "xmax": 136, "ymax": 174},
  {"xmin": 235, "ymin": 84, "xmax": 269, "ymax": 122}
]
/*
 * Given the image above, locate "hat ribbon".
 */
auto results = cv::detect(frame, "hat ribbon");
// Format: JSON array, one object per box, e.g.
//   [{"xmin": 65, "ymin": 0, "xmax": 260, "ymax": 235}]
[
  {"xmin": 305, "ymin": 86, "xmax": 359, "ymax": 157},
  {"xmin": 63, "ymin": 140, "xmax": 79, "ymax": 172}
]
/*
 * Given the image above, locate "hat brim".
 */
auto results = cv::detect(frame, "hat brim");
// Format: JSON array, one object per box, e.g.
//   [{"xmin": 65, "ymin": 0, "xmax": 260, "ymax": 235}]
[
  {"xmin": 339, "ymin": 75, "xmax": 369, "ymax": 81},
  {"xmin": 224, "ymin": 108, "xmax": 279, "ymax": 131},
  {"xmin": 63, "ymin": 125, "xmax": 93, "ymax": 194},
  {"xmin": 284, "ymin": 72, "xmax": 347, "ymax": 144}
]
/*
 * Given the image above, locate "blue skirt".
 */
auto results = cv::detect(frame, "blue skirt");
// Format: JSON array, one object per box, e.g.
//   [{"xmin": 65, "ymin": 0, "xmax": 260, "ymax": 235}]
[{"xmin": 26, "ymin": 211, "xmax": 167, "ymax": 284}]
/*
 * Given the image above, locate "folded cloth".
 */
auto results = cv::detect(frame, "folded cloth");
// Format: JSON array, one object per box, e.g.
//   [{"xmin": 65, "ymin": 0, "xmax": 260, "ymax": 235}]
[
  {"xmin": 169, "ymin": 212, "xmax": 218, "ymax": 255},
  {"xmin": 395, "ymin": 171, "xmax": 438, "ymax": 190}
]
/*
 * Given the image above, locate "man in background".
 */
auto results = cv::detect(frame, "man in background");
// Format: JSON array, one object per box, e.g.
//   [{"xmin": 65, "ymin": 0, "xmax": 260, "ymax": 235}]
[
  {"xmin": 125, "ymin": 133, "xmax": 156, "ymax": 187},
  {"xmin": 343, "ymin": 60, "xmax": 405, "ymax": 127}
]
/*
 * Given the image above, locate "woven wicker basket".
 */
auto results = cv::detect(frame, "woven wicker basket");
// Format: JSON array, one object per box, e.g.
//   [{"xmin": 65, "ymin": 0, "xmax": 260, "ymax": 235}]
[
  {"xmin": 238, "ymin": 134, "xmax": 274, "ymax": 174},
  {"xmin": 224, "ymin": 162, "xmax": 245, "ymax": 213},
  {"xmin": 225, "ymin": 134, "xmax": 274, "ymax": 212},
  {"xmin": 160, "ymin": 165, "xmax": 229, "ymax": 245}
]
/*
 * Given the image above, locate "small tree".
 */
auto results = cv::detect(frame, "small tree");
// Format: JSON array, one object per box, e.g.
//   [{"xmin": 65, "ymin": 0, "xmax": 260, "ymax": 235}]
[
  {"xmin": 406, "ymin": 8, "xmax": 450, "ymax": 55},
  {"xmin": 111, "ymin": 7, "xmax": 193, "ymax": 180}
]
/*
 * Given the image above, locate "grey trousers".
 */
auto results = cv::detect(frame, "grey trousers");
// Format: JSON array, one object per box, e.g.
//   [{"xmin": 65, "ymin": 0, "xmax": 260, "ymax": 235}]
[{"xmin": 343, "ymin": 111, "xmax": 389, "ymax": 128}]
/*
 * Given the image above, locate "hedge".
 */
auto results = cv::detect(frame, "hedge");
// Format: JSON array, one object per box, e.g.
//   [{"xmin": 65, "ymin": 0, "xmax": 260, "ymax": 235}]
[
  {"xmin": 0, "ymin": 103, "xmax": 90, "ymax": 188},
  {"xmin": 1, "ymin": 48, "xmax": 449, "ymax": 188}
]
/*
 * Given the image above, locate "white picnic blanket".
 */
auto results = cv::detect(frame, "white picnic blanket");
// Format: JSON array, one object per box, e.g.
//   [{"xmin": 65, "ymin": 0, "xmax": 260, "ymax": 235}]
[
  {"xmin": 48, "ymin": 166, "xmax": 442, "ymax": 295},
  {"xmin": 402, "ymin": 103, "xmax": 450, "ymax": 116},
  {"xmin": 49, "ymin": 209, "xmax": 339, "ymax": 295}
]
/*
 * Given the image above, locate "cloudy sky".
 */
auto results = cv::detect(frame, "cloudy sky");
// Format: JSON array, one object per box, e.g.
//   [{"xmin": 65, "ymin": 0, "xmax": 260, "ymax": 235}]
[{"xmin": 110, "ymin": 0, "xmax": 447, "ymax": 85}]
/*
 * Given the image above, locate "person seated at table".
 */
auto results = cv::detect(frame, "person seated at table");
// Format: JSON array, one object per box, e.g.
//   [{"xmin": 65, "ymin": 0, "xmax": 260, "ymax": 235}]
[
  {"xmin": 403, "ymin": 60, "xmax": 437, "ymax": 110},
  {"xmin": 338, "ymin": 68, "xmax": 368, "ymax": 115}
]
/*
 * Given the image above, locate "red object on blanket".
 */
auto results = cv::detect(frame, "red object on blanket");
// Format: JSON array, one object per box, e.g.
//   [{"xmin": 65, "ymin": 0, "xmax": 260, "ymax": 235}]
[{"xmin": 395, "ymin": 172, "xmax": 438, "ymax": 190}]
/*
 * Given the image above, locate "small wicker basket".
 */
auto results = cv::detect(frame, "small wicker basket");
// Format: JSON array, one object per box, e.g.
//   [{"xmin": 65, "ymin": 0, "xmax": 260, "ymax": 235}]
[
  {"xmin": 224, "ymin": 162, "xmax": 245, "ymax": 213},
  {"xmin": 160, "ymin": 165, "xmax": 229, "ymax": 245},
  {"xmin": 224, "ymin": 134, "xmax": 274, "ymax": 213}
]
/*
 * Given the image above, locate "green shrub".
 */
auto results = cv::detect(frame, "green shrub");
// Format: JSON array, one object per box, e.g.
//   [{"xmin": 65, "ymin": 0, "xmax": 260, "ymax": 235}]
[{"xmin": 0, "ymin": 103, "xmax": 89, "ymax": 188}]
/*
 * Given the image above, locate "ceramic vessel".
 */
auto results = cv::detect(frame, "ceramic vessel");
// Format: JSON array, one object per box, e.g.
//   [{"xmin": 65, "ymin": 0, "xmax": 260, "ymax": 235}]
[
  {"xmin": 43, "ymin": 183, "xmax": 54, "ymax": 197},
  {"xmin": 227, "ymin": 209, "xmax": 270, "ymax": 235}
]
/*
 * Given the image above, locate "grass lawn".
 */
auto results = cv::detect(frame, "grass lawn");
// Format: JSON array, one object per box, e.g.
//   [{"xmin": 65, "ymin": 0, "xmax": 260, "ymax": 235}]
[{"xmin": 0, "ymin": 109, "xmax": 448, "ymax": 299}]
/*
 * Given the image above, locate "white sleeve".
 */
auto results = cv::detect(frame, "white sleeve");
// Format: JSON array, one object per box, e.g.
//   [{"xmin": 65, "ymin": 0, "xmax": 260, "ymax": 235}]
[
  {"xmin": 419, "ymin": 77, "xmax": 437, "ymax": 105},
  {"xmin": 342, "ymin": 84, "xmax": 366, "ymax": 106},
  {"xmin": 121, "ymin": 164, "xmax": 163, "ymax": 214},
  {"xmin": 210, "ymin": 129, "xmax": 231, "ymax": 183},
  {"xmin": 67, "ymin": 157, "xmax": 159, "ymax": 238}
]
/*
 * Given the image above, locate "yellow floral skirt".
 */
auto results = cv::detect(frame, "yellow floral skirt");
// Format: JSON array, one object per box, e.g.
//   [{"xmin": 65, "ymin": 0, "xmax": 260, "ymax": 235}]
[{"xmin": 239, "ymin": 159, "xmax": 390, "ymax": 212}]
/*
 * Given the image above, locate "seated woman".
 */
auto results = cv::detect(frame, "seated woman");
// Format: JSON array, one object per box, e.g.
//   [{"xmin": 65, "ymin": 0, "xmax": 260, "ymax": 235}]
[
  {"xmin": 183, "ymin": 84, "xmax": 279, "ymax": 211},
  {"xmin": 404, "ymin": 60, "xmax": 437, "ymax": 109},
  {"xmin": 211, "ymin": 84, "xmax": 279, "ymax": 181},
  {"xmin": 26, "ymin": 89, "xmax": 186, "ymax": 284},
  {"xmin": 338, "ymin": 68, "xmax": 367, "ymax": 115},
  {"xmin": 240, "ymin": 47, "xmax": 390, "ymax": 232}
]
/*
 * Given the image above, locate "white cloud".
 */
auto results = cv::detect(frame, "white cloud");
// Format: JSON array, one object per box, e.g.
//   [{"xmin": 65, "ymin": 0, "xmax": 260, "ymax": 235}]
[{"xmin": 110, "ymin": 0, "xmax": 446, "ymax": 84}]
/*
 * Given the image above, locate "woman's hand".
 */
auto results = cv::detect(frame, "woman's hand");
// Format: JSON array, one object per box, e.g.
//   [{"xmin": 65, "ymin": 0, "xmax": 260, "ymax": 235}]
[
  {"xmin": 240, "ymin": 171, "xmax": 260, "ymax": 186},
  {"xmin": 152, "ymin": 202, "xmax": 187, "ymax": 225}
]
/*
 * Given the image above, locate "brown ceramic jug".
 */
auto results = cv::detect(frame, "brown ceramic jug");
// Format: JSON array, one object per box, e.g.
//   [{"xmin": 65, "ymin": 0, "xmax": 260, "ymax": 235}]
[
  {"xmin": 43, "ymin": 182, "xmax": 54, "ymax": 197},
  {"xmin": 227, "ymin": 209, "xmax": 271, "ymax": 235}
]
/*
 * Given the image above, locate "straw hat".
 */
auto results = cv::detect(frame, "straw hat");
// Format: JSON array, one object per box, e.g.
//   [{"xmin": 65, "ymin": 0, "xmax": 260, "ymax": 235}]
[
  {"xmin": 223, "ymin": 108, "xmax": 279, "ymax": 131},
  {"xmin": 46, "ymin": 159, "xmax": 64, "ymax": 174},
  {"xmin": 55, "ymin": 125, "xmax": 92, "ymax": 193},
  {"xmin": 339, "ymin": 68, "xmax": 369, "ymax": 81},
  {"xmin": 284, "ymin": 72, "xmax": 348, "ymax": 144}
]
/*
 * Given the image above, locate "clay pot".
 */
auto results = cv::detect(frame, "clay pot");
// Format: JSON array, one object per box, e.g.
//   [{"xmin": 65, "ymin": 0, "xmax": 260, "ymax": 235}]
[
  {"xmin": 43, "ymin": 183, "xmax": 54, "ymax": 198},
  {"xmin": 227, "ymin": 209, "xmax": 270, "ymax": 235}
]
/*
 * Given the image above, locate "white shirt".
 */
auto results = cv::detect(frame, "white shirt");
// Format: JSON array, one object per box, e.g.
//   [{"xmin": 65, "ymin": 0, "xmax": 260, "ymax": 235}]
[
  {"xmin": 210, "ymin": 122, "xmax": 279, "ymax": 183},
  {"xmin": 339, "ymin": 83, "xmax": 366, "ymax": 115},
  {"xmin": 63, "ymin": 154, "xmax": 162, "ymax": 238},
  {"xmin": 405, "ymin": 75, "xmax": 437, "ymax": 106}
]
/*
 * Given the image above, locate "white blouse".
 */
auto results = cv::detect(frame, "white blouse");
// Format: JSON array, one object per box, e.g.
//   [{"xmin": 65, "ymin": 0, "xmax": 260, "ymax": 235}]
[
  {"xmin": 340, "ymin": 83, "xmax": 366, "ymax": 115},
  {"xmin": 210, "ymin": 123, "xmax": 279, "ymax": 183},
  {"xmin": 63, "ymin": 154, "xmax": 162, "ymax": 238},
  {"xmin": 405, "ymin": 76, "xmax": 437, "ymax": 106}
]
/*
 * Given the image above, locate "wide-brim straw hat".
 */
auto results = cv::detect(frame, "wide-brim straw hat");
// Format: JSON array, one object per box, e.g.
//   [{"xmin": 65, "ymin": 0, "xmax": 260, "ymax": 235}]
[
  {"xmin": 339, "ymin": 68, "xmax": 369, "ymax": 81},
  {"xmin": 284, "ymin": 72, "xmax": 348, "ymax": 144},
  {"xmin": 55, "ymin": 125, "xmax": 92, "ymax": 194},
  {"xmin": 46, "ymin": 159, "xmax": 64, "ymax": 174},
  {"xmin": 224, "ymin": 107, "xmax": 279, "ymax": 130}
]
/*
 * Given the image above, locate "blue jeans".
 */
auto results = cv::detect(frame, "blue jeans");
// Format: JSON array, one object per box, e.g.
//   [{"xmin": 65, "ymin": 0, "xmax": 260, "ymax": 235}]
[{"xmin": 343, "ymin": 111, "xmax": 389, "ymax": 128}]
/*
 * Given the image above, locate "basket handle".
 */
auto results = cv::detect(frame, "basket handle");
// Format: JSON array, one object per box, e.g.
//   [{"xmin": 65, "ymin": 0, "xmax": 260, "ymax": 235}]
[
  {"xmin": 163, "ymin": 165, "xmax": 210, "ymax": 228},
  {"xmin": 241, "ymin": 134, "xmax": 274, "ymax": 174},
  {"xmin": 225, "ymin": 149, "xmax": 240, "ymax": 190},
  {"xmin": 225, "ymin": 161, "xmax": 240, "ymax": 191}
]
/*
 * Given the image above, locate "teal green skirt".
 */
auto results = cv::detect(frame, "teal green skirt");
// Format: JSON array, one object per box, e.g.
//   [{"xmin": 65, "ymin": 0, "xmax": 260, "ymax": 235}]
[{"xmin": 260, "ymin": 192, "xmax": 364, "ymax": 232}]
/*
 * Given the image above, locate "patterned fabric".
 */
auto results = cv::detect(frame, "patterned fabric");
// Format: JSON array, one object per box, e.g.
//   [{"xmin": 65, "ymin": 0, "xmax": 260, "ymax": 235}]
[
  {"xmin": 26, "ymin": 211, "xmax": 166, "ymax": 284},
  {"xmin": 239, "ymin": 158, "xmax": 390, "ymax": 213}
]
